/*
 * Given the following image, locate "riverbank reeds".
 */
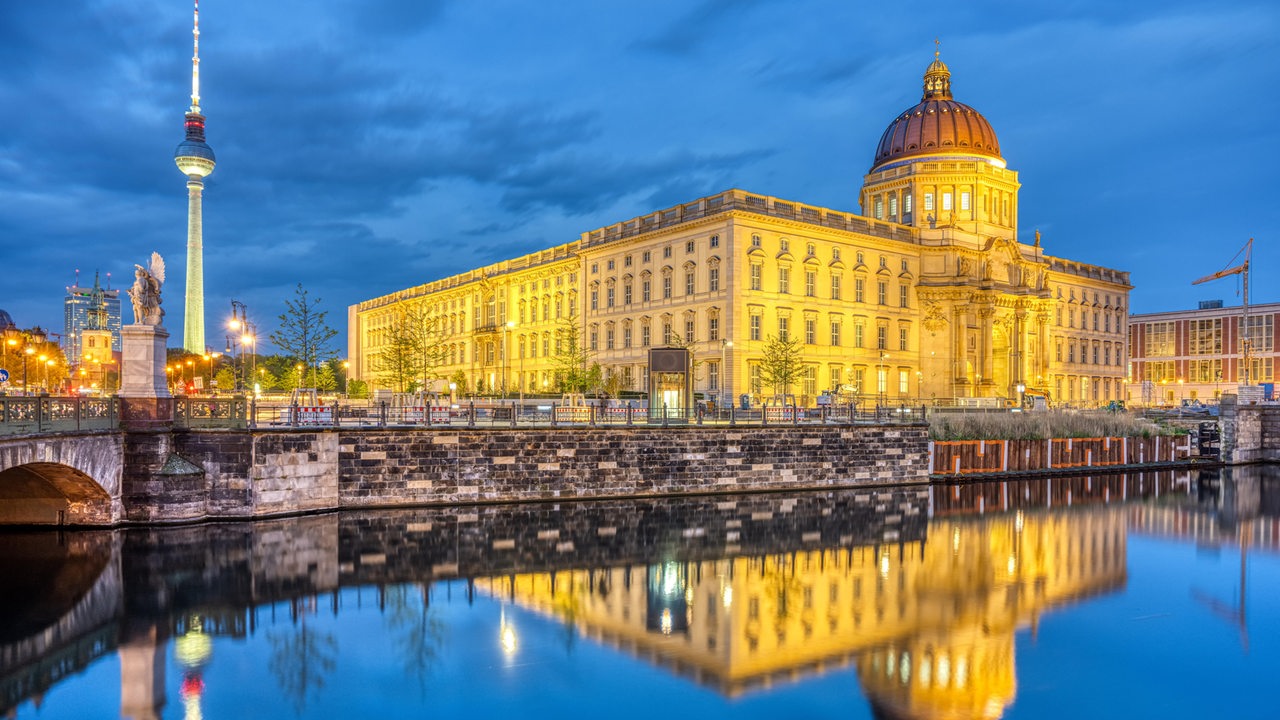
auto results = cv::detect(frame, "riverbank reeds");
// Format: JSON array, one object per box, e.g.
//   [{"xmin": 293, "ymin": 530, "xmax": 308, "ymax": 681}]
[{"xmin": 928, "ymin": 410, "xmax": 1174, "ymax": 441}]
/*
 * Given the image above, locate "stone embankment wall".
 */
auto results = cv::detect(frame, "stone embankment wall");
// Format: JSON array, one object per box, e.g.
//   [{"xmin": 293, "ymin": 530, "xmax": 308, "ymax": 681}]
[
  {"xmin": 1221, "ymin": 398, "xmax": 1280, "ymax": 464},
  {"xmin": 122, "ymin": 424, "xmax": 929, "ymax": 523},
  {"xmin": 931, "ymin": 435, "xmax": 1192, "ymax": 476}
]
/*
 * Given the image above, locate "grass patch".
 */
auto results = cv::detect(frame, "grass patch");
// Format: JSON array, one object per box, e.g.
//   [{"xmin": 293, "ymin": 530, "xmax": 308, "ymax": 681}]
[{"xmin": 928, "ymin": 410, "xmax": 1173, "ymax": 441}]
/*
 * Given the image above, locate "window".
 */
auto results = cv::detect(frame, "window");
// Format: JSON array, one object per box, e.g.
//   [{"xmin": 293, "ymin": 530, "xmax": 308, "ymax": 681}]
[
  {"xmin": 750, "ymin": 314, "xmax": 762, "ymax": 341},
  {"xmin": 1191, "ymin": 318, "xmax": 1222, "ymax": 355},
  {"xmin": 641, "ymin": 322, "xmax": 651, "ymax": 347},
  {"xmin": 710, "ymin": 234, "xmax": 719, "ymax": 248},
  {"xmin": 663, "ymin": 320, "xmax": 673, "ymax": 345},
  {"xmin": 685, "ymin": 317, "xmax": 695, "ymax": 343},
  {"xmin": 606, "ymin": 286, "xmax": 614, "ymax": 308},
  {"xmin": 805, "ymin": 318, "xmax": 816, "ymax": 344},
  {"xmin": 642, "ymin": 250, "xmax": 651, "ymax": 263},
  {"xmin": 591, "ymin": 263, "xmax": 598, "ymax": 274},
  {"xmin": 898, "ymin": 369, "xmax": 909, "ymax": 394},
  {"xmin": 877, "ymin": 326, "xmax": 887, "ymax": 350},
  {"xmin": 805, "ymin": 270, "xmax": 816, "ymax": 297},
  {"xmin": 855, "ymin": 324, "xmax": 865, "ymax": 348},
  {"xmin": 780, "ymin": 238, "xmax": 790, "ymax": 253},
  {"xmin": 624, "ymin": 282, "xmax": 632, "ymax": 305},
  {"xmin": 685, "ymin": 270, "xmax": 695, "ymax": 296},
  {"xmin": 751, "ymin": 234, "xmax": 762, "ymax": 248},
  {"xmin": 904, "ymin": 193, "xmax": 912, "ymax": 214},
  {"xmin": 749, "ymin": 364, "xmax": 763, "ymax": 395},
  {"xmin": 829, "ymin": 366, "xmax": 842, "ymax": 392},
  {"xmin": 901, "ymin": 259, "xmax": 909, "ymax": 272},
  {"xmin": 590, "ymin": 287, "xmax": 599, "ymax": 310},
  {"xmin": 924, "ymin": 193, "xmax": 934, "ymax": 211},
  {"xmin": 623, "ymin": 325, "xmax": 632, "ymax": 348},
  {"xmin": 830, "ymin": 273, "xmax": 842, "ymax": 300},
  {"xmin": 855, "ymin": 277, "xmax": 865, "ymax": 303},
  {"xmin": 899, "ymin": 284, "xmax": 909, "ymax": 308},
  {"xmin": 663, "ymin": 246, "xmax": 672, "ymax": 259},
  {"xmin": 606, "ymin": 326, "xmax": 615, "ymax": 350},
  {"xmin": 778, "ymin": 317, "xmax": 790, "ymax": 342},
  {"xmin": 750, "ymin": 264, "xmax": 762, "ymax": 291},
  {"xmin": 709, "ymin": 266, "xmax": 720, "ymax": 292},
  {"xmin": 899, "ymin": 327, "xmax": 908, "ymax": 351},
  {"xmin": 607, "ymin": 259, "xmax": 615, "ymax": 270},
  {"xmin": 833, "ymin": 247, "xmax": 842, "ymax": 261},
  {"xmin": 802, "ymin": 365, "xmax": 817, "ymax": 396},
  {"xmin": 708, "ymin": 315, "xmax": 719, "ymax": 341},
  {"xmin": 590, "ymin": 327, "xmax": 598, "ymax": 351},
  {"xmin": 960, "ymin": 192, "xmax": 970, "ymax": 211},
  {"xmin": 642, "ymin": 277, "xmax": 652, "ymax": 302},
  {"xmin": 806, "ymin": 243, "xmax": 816, "ymax": 256},
  {"xmin": 830, "ymin": 320, "xmax": 842, "ymax": 346},
  {"xmin": 778, "ymin": 267, "xmax": 791, "ymax": 294},
  {"xmin": 874, "ymin": 198, "xmax": 884, "ymax": 220},
  {"xmin": 624, "ymin": 255, "xmax": 632, "ymax": 267},
  {"xmin": 1145, "ymin": 322, "xmax": 1175, "ymax": 356},
  {"xmin": 709, "ymin": 362, "xmax": 720, "ymax": 390},
  {"xmin": 686, "ymin": 240, "xmax": 695, "ymax": 254},
  {"xmin": 942, "ymin": 192, "xmax": 953, "ymax": 211},
  {"xmin": 662, "ymin": 275, "xmax": 672, "ymax": 299},
  {"xmin": 877, "ymin": 281, "xmax": 887, "ymax": 305},
  {"xmin": 889, "ymin": 196, "xmax": 898, "ymax": 218}
]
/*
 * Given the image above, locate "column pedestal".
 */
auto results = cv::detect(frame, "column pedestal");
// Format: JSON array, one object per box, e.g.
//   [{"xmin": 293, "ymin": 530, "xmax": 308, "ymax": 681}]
[{"xmin": 120, "ymin": 324, "xmax": 174, "ymax": 427}]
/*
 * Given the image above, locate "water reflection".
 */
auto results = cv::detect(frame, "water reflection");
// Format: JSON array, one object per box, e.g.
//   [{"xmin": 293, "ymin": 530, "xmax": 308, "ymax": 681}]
[{"xmin": 1, "ymin": 465, "xmax": 1278, "ymax": 718}]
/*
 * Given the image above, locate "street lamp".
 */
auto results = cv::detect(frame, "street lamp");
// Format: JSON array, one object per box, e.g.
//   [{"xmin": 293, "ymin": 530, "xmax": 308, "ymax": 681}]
[
  {"xmin": 341, "ymin": 360, "xmax": 350, "ymax": 395},
  {"xmin": 22, "ymin": 347, "xmax": 33, "ymax": 395},
  {"xmin": 503, "ymin": 320, "xmax": 515, "ymax": 401},
  {"xmin": 878, "ymin": 352, "xmax": 889, "ymax": 404},
  {"xmin": 720, "ymin": 339, "xmax": 733, "ymax": 410},
  {"xmin": 295, "ymin": 363, "xmax": 305, "ymax": 391},
  {"xmin": 1016, "ymin": 382, "xmax": 1026, "ymax": 409}
]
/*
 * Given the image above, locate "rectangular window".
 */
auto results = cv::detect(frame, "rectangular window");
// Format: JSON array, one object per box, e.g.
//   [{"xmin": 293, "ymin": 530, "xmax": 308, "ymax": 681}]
[
  {"xmin": 805, "ymin": 318, "xmax": 816, "ymax": 344},
  {"xmin": 708, "ymin": 315, "xmax": 719, "ymax": 341},
  {"xmin": 1146, "ymin": 321, "xmax": 1175, "ymax": 356},
  {"xmin": 1190, "ymin": 318, "xmax": 1223, "ymax": 355},
  {"xmin": 942, "ymin": 192, "xmax": 953, "ymax": 211},
  {"xmin": 710, "ymin": 235, "xmax": 719, "ymax": 248},
  {"xmin": 830, "ymin": 320, "xmax": 842, "ymax": 347},
  {"xmin": 829, "ymin": 366, "xmax": 842, "ymax": 391},
  {"xmin": 750, "ymin": 315, "xmax": 762, "ymax": 341},
  {"xmin": 778, "ymin": 317, "xmax": 790, "ymax": 342},
  {"xmin": 805, "ymin": 271, "xmax": 816, "ymax": 297},
  {"xmin": 686, "ymin": 240, "xmax": 695, "ymax": 254},
  {"xmin": 606, "ymin": 287, "xmax": 614, "ymax": 308},
  {"xmin": 663, "ymin": 322, "xmax": 673, "ymax": 345},
  {"xmin": 830, "ymin": 273, "xmax": 841, "ymax": 300},
  {"xmin": 623, "ymin": 326, "xmax": 632, "ymax": 348},
  {"xmin": 877, "ymin": 281, "xmax": 887, "ymax": 305},
  {"xmin": 607, "ymin": 259, "xmax": 615, "ymax": 270},
  {"xmin": 685, "ymin": 318, "xmax": 695, "ymax": 343},
  {"xmin": 685, "ymin": 271, "xmax": 695, "ymax": 296},
  {"xmin": 888, "ymin": 196, "xmax": 898, "ymax": 218},
  {"xmin": 606, "ymin": 327, "xmax": 614, "ymax": 350},
  {"xmin": 590, "ymin": 329, "xmax": 598, "ymax": 351},
  {"xmin": 898, "ymin": 369, "xmax": 909, "ymax": 394},
  {"xmin": 874, "ymin": 198, "xmax": 884, "ymax": 220},
  {"xmin": 877, "ymin": 326, "xmax": 887, "ymax": 350},
  {"xmin": 749, "ymin": 364, "xmax": 763, "ymax": 394},
  {"xmin": 855, "ymin": 324, "xmax": 864, "ymax": 348},
  {"xmin": 709, "ymin": 361, "xmax": 720, "ymax": 390},
  {"xmin": 642, "ymin": 251, "xmax": 651, "ymax": 263},
  {"xmin": 641, "ymin": 324, "xmax": 651, "ymax": 347},
  {"xmin": 855, "ymin": 277, "xmax": 865, "ymax": 303},
  {"xmin": 924, "ymin": 193, "xmax": 934, "ymax": 211},
  {"xmin": 624, "ymin": 255, "xmax": 632, "ymax": 267},
  {"xmin": 662, "ymin": 276, "xmax": 672, "ymax": 299},
  {"xmin": 899, "ymin": 284, "xmax": 909, "ymax": 308},
  {"xmin": 709, "ymin": 267, "xmax": 720, "ymax": 292},
  {"xmin": 802, "ymin": 366, "xmax": 817, "ymax": 397},
  {"xmin": 899, "ymin": 327, "xmax": 908, "ymax": 351},
  {"xmin": 778, "ymin": 267, "xmax": 790, "ymax": 294},
  {"xmin": 642, "ymin": 279, "xmax": 651, "ymax": 302},
  {"xmin": 663, "ymin": 246, "xmax": 672, "ymax": 259},
  {"xmin": 960, "ymin": 192, "xmax": 971, "ymax": 211},
  {"xmin": 590, "ymin": 289, "xmax": 598, "ymax": 310},
  {"xmin": 750, "ymin": 264, "xmax": 762, "ymax": 291},
  {"xmin": 624, "ymin": 284, "xmax": 632, "ymax": 305}
]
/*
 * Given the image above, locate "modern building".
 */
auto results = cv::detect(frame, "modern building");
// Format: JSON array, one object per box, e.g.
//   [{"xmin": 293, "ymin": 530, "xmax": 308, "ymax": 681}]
[
  {"xmin": 1127, "ymin": 300, "xmax": 1278, "ymax": 405},
  {"xmin": 62, "ymin": 272, "xmax": 122, "ymax": 364},
  {"xmin": 175, "ymin": 0, "xmax": 215, "ymax": 353},
  {"xmin": 349, "ymin": 54, "xmax": 1131, "ymax": 407}
]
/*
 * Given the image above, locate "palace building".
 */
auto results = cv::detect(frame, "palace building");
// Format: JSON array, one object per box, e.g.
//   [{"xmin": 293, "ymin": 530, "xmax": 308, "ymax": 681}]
[{"xmin": 349, "ymin": 54, "xmax": 1131, "ymax": 407}]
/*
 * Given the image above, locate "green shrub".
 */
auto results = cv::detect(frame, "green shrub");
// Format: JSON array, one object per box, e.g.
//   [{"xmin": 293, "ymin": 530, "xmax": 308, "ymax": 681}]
[{"xmin": 928, "ymin": 410, "xmax": 1170, "ymax": 441}]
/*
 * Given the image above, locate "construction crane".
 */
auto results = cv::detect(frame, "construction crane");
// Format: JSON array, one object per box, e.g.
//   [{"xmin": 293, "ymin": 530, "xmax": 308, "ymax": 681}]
[{"xmin": 1192, "ymin": 239, "xmax": 1253, "ymax": 385}]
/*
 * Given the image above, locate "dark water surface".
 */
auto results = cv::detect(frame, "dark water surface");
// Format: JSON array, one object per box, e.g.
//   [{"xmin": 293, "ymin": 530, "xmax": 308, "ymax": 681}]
[{"xmin": 2, "ymin": 466, "xmax": 1278, "ymax": 719}]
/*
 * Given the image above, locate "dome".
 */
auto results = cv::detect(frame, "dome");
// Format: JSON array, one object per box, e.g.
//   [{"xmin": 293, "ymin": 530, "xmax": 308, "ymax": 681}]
[
  {"xmin": 0, "ymin": 309, "xmax": 15, "ymax": 330},
  {"xmin": 870, "ymin": 56, "xmax": 1002, "ymax": 171}
]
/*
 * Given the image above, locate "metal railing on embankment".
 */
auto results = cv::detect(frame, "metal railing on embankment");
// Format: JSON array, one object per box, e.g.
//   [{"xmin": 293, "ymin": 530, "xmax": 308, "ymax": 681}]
[{"xmin": 248, "ymin": 399, "xmax": 928, "ymax": 429}]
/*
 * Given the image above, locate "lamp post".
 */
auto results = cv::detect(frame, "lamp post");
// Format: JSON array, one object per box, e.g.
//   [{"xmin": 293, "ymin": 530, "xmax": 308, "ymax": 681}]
[
  {"xmin": 878, "ymin": 352, "xmax": 889, "ymax": 405},
  {"xmin": 295, "ymin": 364, "xmax": 304, "ymax": 391},
  {"xmin": 503, "ymin": 320, "xmax": 515, "ymax": 401},
  {"xmin": 186, "ymin": 360, "xmax": 195, "ymax": 393},
  {"xmin": 719, "ymin": 338, "xmax": 732, "ymax": 410},
  {"xmin": 341, "ymin": 360, "xmax": 350, "ymax": 395},
  {"xmin": 1016, "ymin": 382, "xmax": 1026, "ymax": 409}
]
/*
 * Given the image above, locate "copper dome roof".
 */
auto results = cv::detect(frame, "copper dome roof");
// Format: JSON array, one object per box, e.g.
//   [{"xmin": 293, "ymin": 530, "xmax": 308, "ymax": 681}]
[{"xmin": 870, "ymin": 57, "xmax": 1002, "ymax": 171}]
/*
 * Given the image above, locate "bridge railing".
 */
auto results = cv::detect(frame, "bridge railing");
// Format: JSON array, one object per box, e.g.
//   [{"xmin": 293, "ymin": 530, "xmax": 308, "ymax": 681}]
[
  {"xmin": 0, "ymin": 396, "xmax": 120, "ymax": 436},
  {"xmin": 174, "ymin": 396, "xmax": 250, "ymax": 429},
  {"xmin": 248, "ymin": 399, "xmax": 927, "ymax": 429}
]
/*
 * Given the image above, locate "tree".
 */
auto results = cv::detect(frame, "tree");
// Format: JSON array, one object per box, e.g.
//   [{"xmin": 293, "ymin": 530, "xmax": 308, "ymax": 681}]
[
  {"xmin": 346, "ymin": 379, "xmax": 369, "ymax": 399},
  {"xmin": 270, "ymin": 284, "xmax": 338, "ymax": 389},
  {"xmin": 760, "ymin": 333, "xmax": 802, "ymax": 399},
  {"xmin": 214, "ymin": 368, "xmax": 236, "ymax": 393},
  {"xmin": 374, "ymin": 303, "xmax": 444, "ymax": 394},
  {"xmin": 552, "ymin": 317, "xmax": 595, "ymax": 394},
  {"xmin": 449, "ymin": 369, "xmax": 468, "ymax": 396}
]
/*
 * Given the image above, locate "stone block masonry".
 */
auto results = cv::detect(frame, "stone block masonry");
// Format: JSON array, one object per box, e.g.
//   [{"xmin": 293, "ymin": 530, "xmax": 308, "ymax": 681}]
[{"xmin": 336, "ymin": 425, "xmax": 930, "ymax": 508}]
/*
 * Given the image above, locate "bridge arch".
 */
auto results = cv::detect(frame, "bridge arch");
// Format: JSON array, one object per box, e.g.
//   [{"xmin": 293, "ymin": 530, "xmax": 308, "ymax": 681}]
[{"xmin": 0, "ymin": 434, "xmax": 122, "ymax": 525}]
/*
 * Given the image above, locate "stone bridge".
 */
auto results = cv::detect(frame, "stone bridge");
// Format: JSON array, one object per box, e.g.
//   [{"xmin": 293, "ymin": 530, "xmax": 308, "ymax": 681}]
[{"xmin": 0, "ymin": 432, "xmax": 123, "ymax": 524}]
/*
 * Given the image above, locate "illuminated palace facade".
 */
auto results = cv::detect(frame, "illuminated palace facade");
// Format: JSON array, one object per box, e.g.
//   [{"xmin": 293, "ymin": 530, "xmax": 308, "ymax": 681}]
[
  {"xmin": 1127, "ymin": 301, "xmax": 1279, "ymax": 405},
  {"xmin": 349, "ymin": 56, "xmax": 1130, "ymax": 406}
]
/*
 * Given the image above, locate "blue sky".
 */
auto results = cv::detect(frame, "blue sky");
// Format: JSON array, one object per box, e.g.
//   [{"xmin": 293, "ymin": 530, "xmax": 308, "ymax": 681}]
[{"xmin": 0, "ymin": 0, "xmax": 1276, "ymax": 352}]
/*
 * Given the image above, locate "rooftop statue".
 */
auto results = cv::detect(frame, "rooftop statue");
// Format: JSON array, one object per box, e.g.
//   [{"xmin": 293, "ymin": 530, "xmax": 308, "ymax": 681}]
[{"xmin": 128, "ymin": 252, "xmax": 166, "ymax": 326}]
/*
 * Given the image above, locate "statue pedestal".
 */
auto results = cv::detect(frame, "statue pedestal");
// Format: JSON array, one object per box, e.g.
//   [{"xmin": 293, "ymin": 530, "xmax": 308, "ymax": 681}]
[{"xmin": 120, "ymin": 324, "xmax": 173, "ymax": 427}]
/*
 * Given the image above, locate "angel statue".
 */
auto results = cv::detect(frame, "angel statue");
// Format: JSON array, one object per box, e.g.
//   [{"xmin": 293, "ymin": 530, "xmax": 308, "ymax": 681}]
[{"xmin": 128, "ymin": 252, "xmax": 166, "ymax": 326}]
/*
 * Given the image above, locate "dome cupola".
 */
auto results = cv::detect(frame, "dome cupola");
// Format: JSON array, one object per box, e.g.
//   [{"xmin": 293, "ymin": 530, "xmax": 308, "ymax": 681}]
[{"xmin": 870, "ymin": 52, "xmax": 1002, "ymax": 172}]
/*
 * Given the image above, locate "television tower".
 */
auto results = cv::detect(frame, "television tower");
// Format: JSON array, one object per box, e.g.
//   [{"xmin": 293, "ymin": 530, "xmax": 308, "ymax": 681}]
[{"xmin": 174, "ymin": 0, "xmax": 215, "ymax": 352}]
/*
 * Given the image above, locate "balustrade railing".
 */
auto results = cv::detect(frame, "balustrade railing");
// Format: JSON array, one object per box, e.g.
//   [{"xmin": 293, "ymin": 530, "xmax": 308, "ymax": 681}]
[{"xmin": 0, "ymin": 396, "xmax": 120, "ymax": 436}]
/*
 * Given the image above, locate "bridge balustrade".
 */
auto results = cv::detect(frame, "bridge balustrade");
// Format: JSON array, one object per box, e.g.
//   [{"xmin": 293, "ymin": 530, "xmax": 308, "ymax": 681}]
[{"xmin": 0, "ymin": 396, "xmax": 119, "ymax": 436}]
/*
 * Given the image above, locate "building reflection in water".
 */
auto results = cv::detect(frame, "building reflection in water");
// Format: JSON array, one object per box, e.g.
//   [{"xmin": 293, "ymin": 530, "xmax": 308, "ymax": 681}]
[{"xmin": 2, "ymin": 466, "xmax": 1278, "ymax": 719}]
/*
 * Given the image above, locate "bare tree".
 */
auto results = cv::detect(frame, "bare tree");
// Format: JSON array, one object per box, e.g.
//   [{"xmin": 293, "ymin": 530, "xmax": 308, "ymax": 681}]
[
  {"xmin": 760, "ymin": 333, "xmax": 802, "ymax": 399},
  {"xmin": 270, "ymin": 284, "xmax": 338, "ymax": 389}
]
